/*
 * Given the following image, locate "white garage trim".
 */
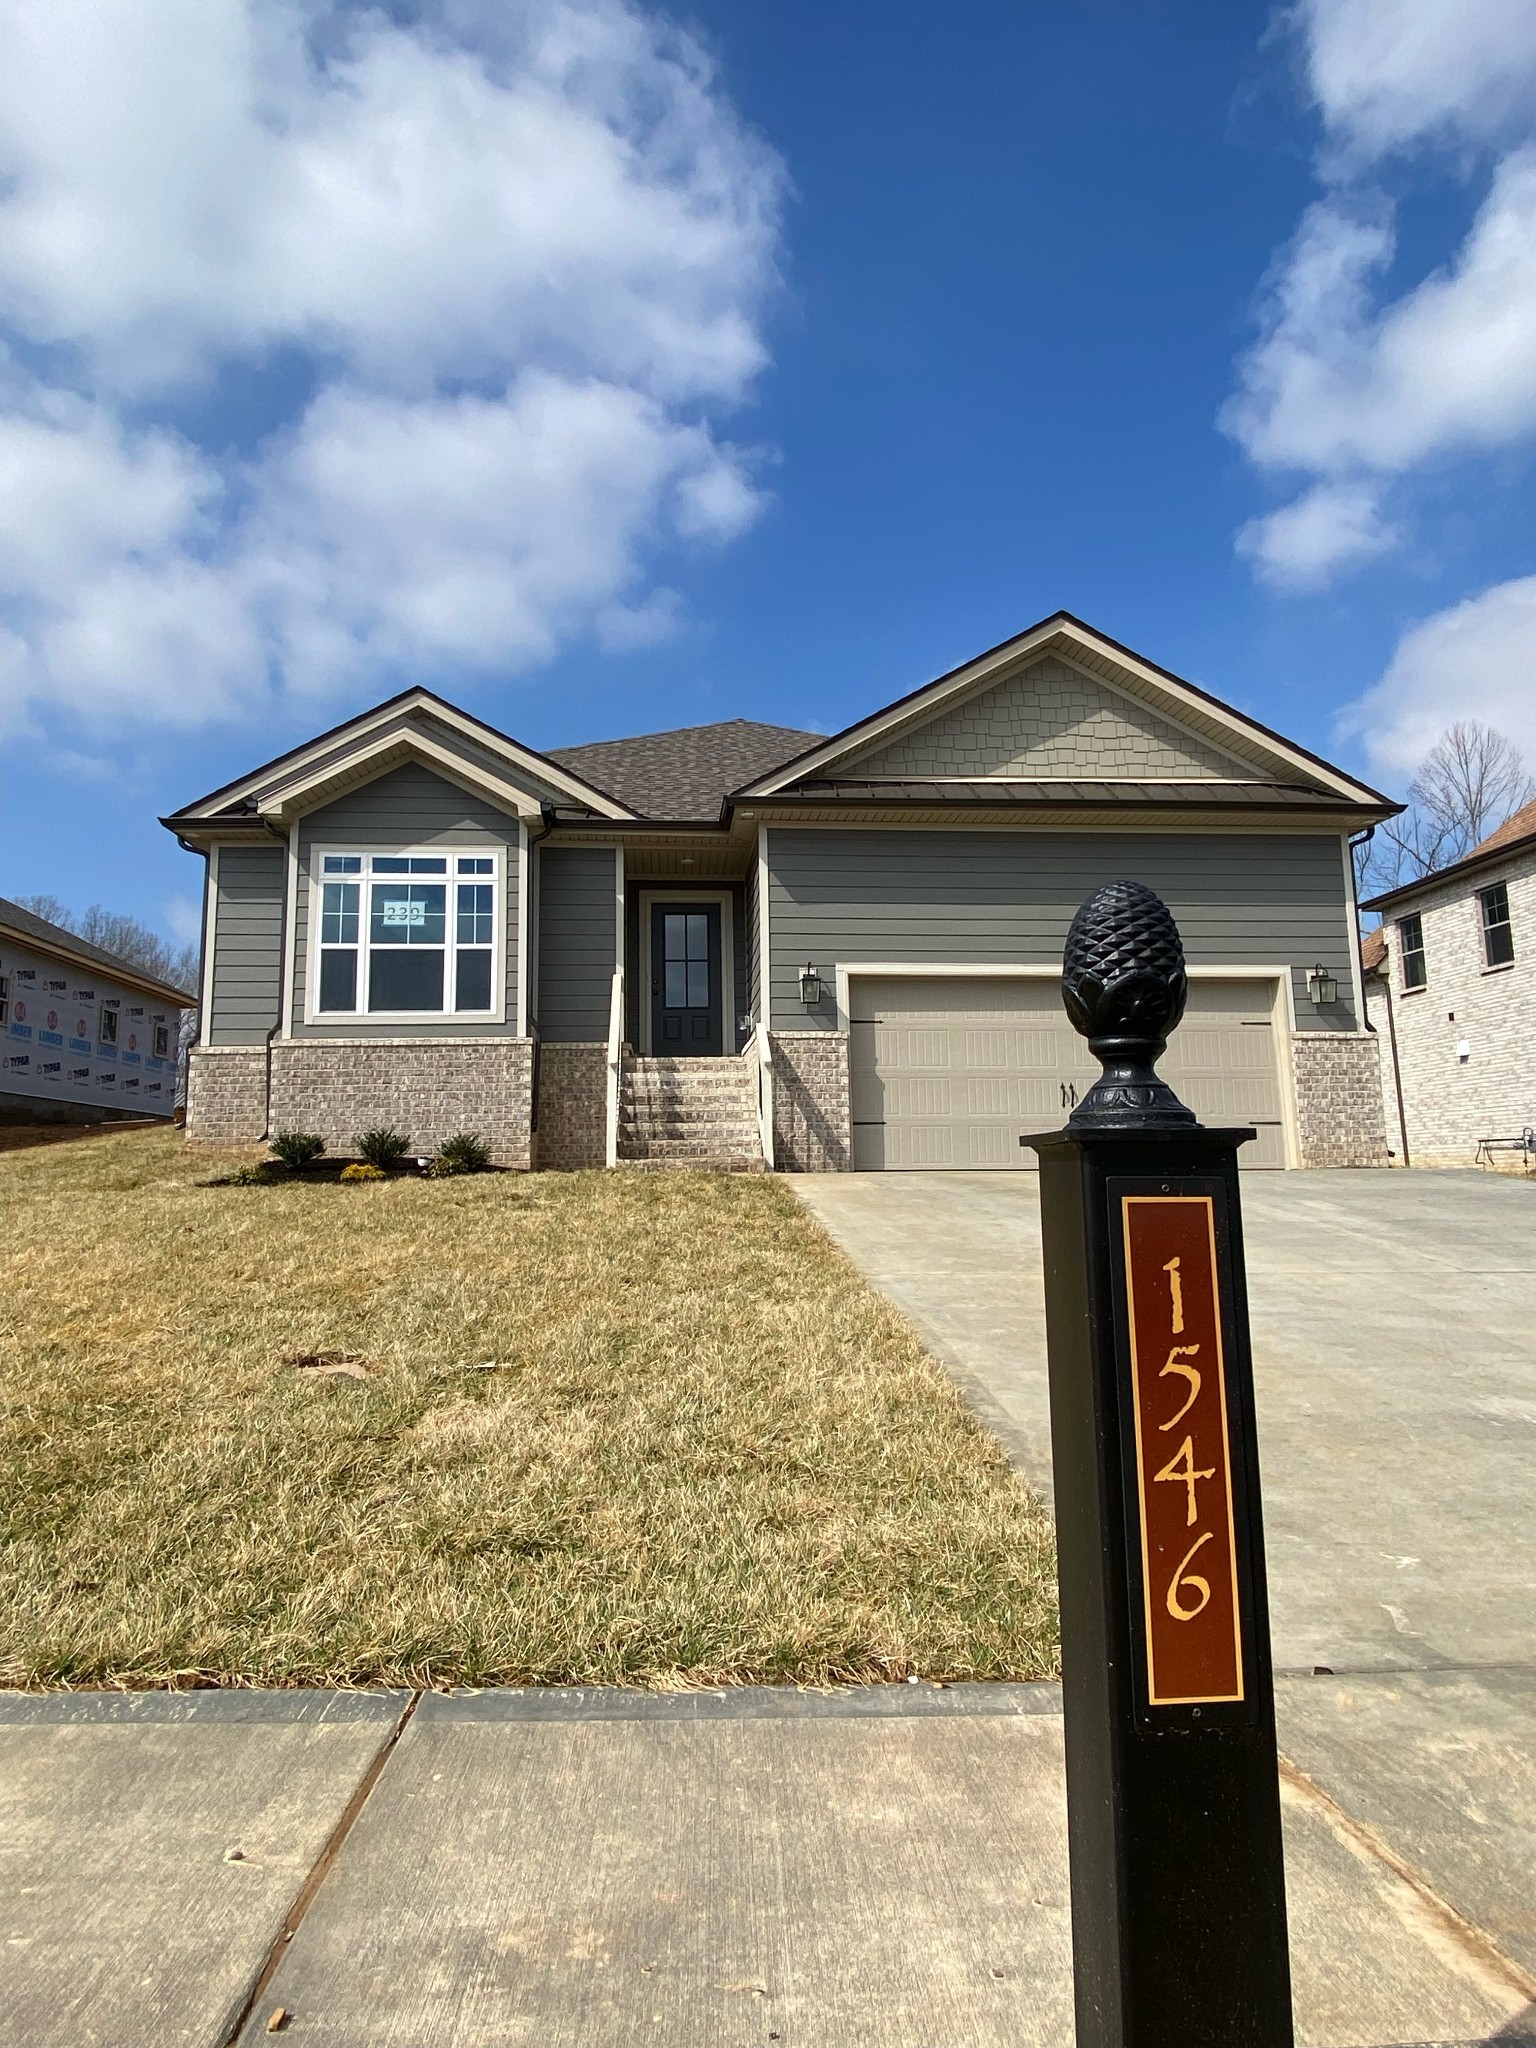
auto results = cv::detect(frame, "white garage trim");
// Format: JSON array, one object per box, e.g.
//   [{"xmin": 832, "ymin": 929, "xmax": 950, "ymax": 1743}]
[{"xmin": 836, "ymin": 961, "xmax": 1299, "ymax": 1168}]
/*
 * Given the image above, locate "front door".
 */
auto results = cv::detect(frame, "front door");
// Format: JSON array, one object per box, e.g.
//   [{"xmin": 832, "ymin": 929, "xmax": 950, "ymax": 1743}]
[{"xmin": 650, "ymin": 902, "xmax": 723, "ymax": 1054}]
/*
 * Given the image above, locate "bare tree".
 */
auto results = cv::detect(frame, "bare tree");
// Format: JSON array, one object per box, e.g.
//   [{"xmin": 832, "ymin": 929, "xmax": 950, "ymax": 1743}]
[
  {"xmin": 1356, "ymin": 722, "xmax": 1535, "ymax": 900},
  {"xmin": 11, "ymin": 894, "xmax": 198, "ymax": 993}
]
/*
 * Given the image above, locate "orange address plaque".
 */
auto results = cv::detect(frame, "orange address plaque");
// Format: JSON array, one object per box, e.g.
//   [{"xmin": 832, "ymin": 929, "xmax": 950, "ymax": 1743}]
[{"xmin": 1122, "ymin": 1195, "xmax": 1244, "ymax": 1707}]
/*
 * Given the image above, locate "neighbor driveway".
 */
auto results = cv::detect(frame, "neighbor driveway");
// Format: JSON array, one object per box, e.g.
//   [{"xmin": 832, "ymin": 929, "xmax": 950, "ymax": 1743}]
[{"xmin": 793, "ymin": 1165, "xmax": 1536, "ymax": 1984}]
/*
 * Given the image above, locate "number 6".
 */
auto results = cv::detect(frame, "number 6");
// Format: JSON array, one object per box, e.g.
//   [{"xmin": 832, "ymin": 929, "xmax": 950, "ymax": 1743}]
[{"xmin": 1166, "ymin": 1530, "xmax": 1214, "ymax": 1621}]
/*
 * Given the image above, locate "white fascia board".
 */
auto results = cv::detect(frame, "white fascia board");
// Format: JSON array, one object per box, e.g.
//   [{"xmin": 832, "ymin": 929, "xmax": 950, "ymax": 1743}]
[
  {"xmin": 258, "ymin": 728, "xmax": 546, "ymax": 826},
  {"xmin": 189, "ymin": 692, "xmax": 634, "ymax": 823},
  {"xmin": 739, "ymin": 619, "xmax": 1381, "ymax": 806}
]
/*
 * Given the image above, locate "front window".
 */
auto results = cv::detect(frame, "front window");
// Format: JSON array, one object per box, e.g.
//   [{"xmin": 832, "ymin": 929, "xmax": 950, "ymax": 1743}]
[
  {"xmin": 316, "ymin": 851, "xmax": 499, "ymax": 1016},
  {"xmin": 1478, "ymin": 883, "xmax": 1514, "ymax": 967}
]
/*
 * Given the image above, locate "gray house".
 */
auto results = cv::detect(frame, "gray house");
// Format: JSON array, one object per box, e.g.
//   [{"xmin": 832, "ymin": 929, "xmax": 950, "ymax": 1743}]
[{"xmin": 165, "ymin": 612, "xmax": 1392, "ymax": 1172}]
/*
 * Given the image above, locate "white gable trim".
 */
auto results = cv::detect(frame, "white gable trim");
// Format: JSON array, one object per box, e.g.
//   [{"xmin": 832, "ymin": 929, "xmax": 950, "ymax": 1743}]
[
  {"xmin": 258, "ymin": 727, "xmax": 556, "ymax": 827},
  {"xmin": 187, "ymin": 690, "xmax": 634, "ymax": 823},
  {"xmin": 737, "ymin": 618, "xmax": 1382, "ymax": 805}
]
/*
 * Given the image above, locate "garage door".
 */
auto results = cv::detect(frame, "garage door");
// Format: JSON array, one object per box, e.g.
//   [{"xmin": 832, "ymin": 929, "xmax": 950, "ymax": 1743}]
[{"xmin": 849, "ymin": 975, "xmax": 1287, "ymax": 1170}]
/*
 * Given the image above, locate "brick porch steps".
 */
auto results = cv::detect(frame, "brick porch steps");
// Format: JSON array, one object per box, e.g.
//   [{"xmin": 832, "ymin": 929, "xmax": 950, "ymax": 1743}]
[{"xmin": 617, "ymin": 1054, "xmax": 766, "ymax": 1172}]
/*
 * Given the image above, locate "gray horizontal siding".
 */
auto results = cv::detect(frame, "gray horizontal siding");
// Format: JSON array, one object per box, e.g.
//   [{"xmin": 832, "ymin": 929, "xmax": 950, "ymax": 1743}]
[
  {"xmin": 291, "ymin": 763, "xmax": 522, "ymax": 1039},
  {"xmin": 767, "ymin": 828, "xmax": 1359, "ymax": 1032},
  {"xmin": 536, "ymin": 847, "xmax": 618, "ymax": 1042},
  {"xmin": 209, "ymin": 845, "xmax": 285, "ymax": 1045}
]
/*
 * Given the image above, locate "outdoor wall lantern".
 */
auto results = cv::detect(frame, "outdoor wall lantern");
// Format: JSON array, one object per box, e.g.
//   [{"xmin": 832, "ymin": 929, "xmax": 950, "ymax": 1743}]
[
  {"xmin": 1307, "ymin": 962, "xmax": 1339, "ymax": 1006},
  {"xmin": 798, "ymin": 961, "xmax": 823, "ymax": 1007}
]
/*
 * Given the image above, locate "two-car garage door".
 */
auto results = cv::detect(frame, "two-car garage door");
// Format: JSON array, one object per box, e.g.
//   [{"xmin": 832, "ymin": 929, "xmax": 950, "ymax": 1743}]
[{"xmin": 849, "ymin": 975, "xmax": 1288, "ymax": 1169}]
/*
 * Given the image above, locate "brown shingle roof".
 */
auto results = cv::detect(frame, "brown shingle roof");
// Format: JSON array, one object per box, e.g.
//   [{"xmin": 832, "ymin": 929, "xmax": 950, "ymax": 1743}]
[
  {"xmin": 1470, "ymin": 795, "xmax": 1536, "ymax": 858},
  {"xmin": 1361, "ymin": 793, "xmax": 1536, "ymax": 911},
  {"xmin": 1360, "ymin": 926, "xmax": 1387, "ymax": 972},
  {"xmin": 547, "ymin": 719, "xmax": 820, "ymax": 821}
]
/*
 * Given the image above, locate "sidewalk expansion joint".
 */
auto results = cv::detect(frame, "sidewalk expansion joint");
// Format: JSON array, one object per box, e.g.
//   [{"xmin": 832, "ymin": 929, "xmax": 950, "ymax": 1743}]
[
  {"xmin": 1277, "ymin": 1754, "xmax": 1536, "ymax": 2009},
  {"xmin": 220, "ymin": 1687, "xmax": 422, "ymax": 2047}
]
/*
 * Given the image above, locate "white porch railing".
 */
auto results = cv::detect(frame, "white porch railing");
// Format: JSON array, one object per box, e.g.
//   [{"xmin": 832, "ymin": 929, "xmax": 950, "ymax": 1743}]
[{"xmin": 604, "ymin": 965, "xmax": 624, "ymax": 1169}]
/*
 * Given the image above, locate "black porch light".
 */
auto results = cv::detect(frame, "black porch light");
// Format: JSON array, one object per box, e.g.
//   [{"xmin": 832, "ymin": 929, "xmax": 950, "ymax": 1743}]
[
  {"xmin": 798, "ymin": 960, "xmax": 823, "ymax": 1007},
  {"xmin": 1307, "ymin": 962, "xmax": 1339, "ymax": 1006}
]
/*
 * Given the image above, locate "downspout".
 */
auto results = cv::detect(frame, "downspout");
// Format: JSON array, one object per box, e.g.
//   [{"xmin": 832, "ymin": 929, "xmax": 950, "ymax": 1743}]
[
  {"xmin": 1380, "ymin": 972, "xmax": 1410, "ymax": 1167},
  {"xmin": 1351, "ymin": 826, "xmax": 1410, "ymax": 1168},
  {"xmin": 175, "ymin": 833, "xmax": 210, "ymax": 1123},
  {"xmin": 261, "ymin": 819, "xmax": 290, "ymax": 1141},
  {"xmin": 525, "ymin": 805, "xmax": 554, "ymax": 1135}
]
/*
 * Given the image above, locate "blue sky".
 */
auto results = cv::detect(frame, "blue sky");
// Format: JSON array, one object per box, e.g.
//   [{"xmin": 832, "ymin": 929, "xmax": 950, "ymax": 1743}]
[{"xmin": 4, "ymin": 0, "xmax": 1536, "ymax": 948}]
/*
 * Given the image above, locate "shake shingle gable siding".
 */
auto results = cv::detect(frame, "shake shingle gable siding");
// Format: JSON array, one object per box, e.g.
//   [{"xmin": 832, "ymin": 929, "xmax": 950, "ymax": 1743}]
[{"xmin": 548, "ymin": 720, "xmax": 820, "ymax": 821}]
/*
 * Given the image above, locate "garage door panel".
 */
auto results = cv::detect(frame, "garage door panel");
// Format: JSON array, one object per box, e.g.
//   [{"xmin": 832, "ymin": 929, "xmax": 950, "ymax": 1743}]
[
  {"xmin": 849, "ymin": 972, "xmax": 1289, "ymax": 1172},
  {"xmin": 1174, "ymin": 1026, "xmax": 1274, "ymax": 1074},
  {"xmin": 963, "ymin": 1027, "xmax": 1061, "ymax": 1069},
  {"xmin": 869, "ymin": 1026, "xmax": 951, "ymax": 1069}
]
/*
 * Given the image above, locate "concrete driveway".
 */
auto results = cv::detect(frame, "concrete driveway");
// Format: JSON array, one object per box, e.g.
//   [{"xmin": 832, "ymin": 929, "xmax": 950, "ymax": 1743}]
[{"xmin": 793, "ymin": 1166, "xmax": 1536, "ymax": 1988}]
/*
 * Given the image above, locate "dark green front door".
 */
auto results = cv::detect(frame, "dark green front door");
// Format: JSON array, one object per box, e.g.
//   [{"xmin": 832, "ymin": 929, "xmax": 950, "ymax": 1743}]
[{"xmin": 650, "ymin": 902, "xmax": 723, "ymax": 1054}]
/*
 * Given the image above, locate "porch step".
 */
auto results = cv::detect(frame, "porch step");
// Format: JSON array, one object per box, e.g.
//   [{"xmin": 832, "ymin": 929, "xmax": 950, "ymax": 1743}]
[{"xmin": 618, "ymin": 1053, "xmax": 765, "ymax": 1172}]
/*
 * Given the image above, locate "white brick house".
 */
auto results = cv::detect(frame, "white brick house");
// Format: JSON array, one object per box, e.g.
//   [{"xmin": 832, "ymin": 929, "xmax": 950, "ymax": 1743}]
[{"xmin": 1361, "ymin": 800, "xmax": 1536, "ymax": 1169}]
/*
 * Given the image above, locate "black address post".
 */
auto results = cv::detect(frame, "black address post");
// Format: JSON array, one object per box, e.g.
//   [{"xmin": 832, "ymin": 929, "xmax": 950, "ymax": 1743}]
[{"xmin": 1023, "ymin": 882, "xmax": 1293, "ymax": 2048}]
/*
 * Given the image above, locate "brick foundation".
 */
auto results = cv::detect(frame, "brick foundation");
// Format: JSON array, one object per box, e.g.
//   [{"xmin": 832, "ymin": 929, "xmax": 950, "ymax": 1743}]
[
  {"xmin": 535, "ymin": 1043, "xmax": 608, "ymax": 1169},
  {"xmin": 185, "ymin": 1047, "xmax": 269, "ymax": 1145},
  {"xmin": 188, "ymin": 1038, "xmax": 534, "ymax": 1165},
  {"xmin": 1291, "ymin": 1032, "xmax": 1389, "ymax": 1167},
  {"xmin": 769, "ymin": 1031, "xmax": 852, "ymax": 1171}
]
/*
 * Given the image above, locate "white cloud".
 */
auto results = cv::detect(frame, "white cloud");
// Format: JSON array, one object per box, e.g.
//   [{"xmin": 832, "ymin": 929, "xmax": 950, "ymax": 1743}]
[
  {"xmin": 1228, "ymin": 0, "xmax": 1536, "ymax": 584},
  {"xmin": 1237, "ymin": 479, "xmax": 1396, "ymax": 586},
  {"xmin": 0, "ymin": 0, "xmax": 783, "ymax": 736},
  {"xmin": 1299, "ymin": 0, "xmax": 1536, "ymax": 159},
  {"xmin": 163, "ymin": 894, "xmax": 204, "ymax": 945},
  {"xmin": 1341, "ymin": 574, "xmax": 1536, "ymax": 771}
]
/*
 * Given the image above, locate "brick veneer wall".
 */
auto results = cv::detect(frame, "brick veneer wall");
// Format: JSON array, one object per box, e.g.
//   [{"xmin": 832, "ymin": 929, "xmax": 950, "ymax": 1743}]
[
  {"xmin": 535, "ymin": 1043, "xmax": 607, "ymax": 1169},
  {"xmin": 769, "ymin": 1031, "xmax": 852, "ymax": 1171},
  {"xmin": 186, "ymin": 1046, "xmax": 268, "ymax": 1145},
  {"xmin": 1369, "ymin": 845, "xmax": 1535, "ymax": 1167},
  {"xmin": 1291, "ymin": 1032, "xmax": 1390, "ymax": 1167},
  {"xmin": 188, "ymin": 1039, "xmax": 534, "ymax": 1164}
]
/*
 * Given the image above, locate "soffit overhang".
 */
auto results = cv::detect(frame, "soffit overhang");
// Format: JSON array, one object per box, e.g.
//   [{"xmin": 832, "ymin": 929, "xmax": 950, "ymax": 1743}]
[{"xmin": 733, "ymin": 614, "xmax": 1394, "ymax": 808}]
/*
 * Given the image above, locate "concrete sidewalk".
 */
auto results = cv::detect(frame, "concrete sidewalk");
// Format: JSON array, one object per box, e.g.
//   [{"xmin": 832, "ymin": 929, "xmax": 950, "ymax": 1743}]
[{"xmin": 3, "ymin": 1683, "xmax": 1534, "ymax": 2048}]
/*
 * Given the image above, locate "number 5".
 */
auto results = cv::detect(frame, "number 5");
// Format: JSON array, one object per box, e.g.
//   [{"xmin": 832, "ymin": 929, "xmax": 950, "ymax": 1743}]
[{"xmin": 1166, "ymin": 1530, "xmax": 1214, "ymax": 1621}]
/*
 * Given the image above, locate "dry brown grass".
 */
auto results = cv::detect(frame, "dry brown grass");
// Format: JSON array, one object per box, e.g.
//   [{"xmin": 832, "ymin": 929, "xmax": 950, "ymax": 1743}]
[{"xmin": 1, "ymin": 1129, "xmax": 1058, "ymax": 1690}]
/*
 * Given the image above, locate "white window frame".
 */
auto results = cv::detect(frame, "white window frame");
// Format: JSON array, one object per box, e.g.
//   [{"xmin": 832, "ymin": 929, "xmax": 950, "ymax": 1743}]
[{"xmin": 305, "ymin": 844, "xmax": 507, "ymax": 1025}]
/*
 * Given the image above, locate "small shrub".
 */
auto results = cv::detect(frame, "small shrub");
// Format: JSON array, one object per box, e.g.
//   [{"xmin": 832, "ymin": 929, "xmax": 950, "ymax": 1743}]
[
  {"xmin": 270, "ymin": 1130, "xmax": 326, "ymax": 1172},
  {"xmin": 432, "ymin": 1132, "xmax": 492, "ymax": 1176},
  {"xmin": 340, "ymin": 1161, "xmax": 386, "ymax": 1182},
  {"xmin": 226, "ymin": 1162, "xmax": 276, "ymax": 1186},
  {"xmin": 356, "ymin": 1127, "xmax": 411, "ymax": 1172}
]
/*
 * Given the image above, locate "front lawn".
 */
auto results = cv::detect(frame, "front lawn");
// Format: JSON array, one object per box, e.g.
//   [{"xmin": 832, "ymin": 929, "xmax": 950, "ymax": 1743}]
[{"xmin": 0, "ymin": 1130, "xmax": 1057, "ymax": 1689}]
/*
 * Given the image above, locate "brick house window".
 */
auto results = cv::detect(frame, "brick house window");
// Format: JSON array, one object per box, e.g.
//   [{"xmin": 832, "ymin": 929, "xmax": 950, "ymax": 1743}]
[
  {"xmin": 314, "ymin": 850, "xmax": 500, "ymax": 1017},
  {"xmin": 1478, "ymin": 883, "xmax": 1514, "ymax": 968},
  {"xmin": 1398, "ymin": 913, "xmax": 1426, "ymax": 991}
]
